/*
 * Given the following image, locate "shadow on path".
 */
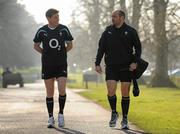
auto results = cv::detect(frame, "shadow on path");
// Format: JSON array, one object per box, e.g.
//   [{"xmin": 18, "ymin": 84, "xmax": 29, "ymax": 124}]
[
  {"xmin": 53, "ymin": 126, "xmax": 86, "ymax": 134},
  {"xmin": 113, "ymin": 128, "xmax": 151, "ymax": 134}
]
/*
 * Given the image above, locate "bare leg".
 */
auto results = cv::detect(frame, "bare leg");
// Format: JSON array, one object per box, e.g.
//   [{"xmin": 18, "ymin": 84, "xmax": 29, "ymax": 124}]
[
  {"xmin": 120, "ymin": 82, "xmax": 131, "ymax": 119},
  {"xmin": 57, "ymin": 77, "xmax": 67, "ymax": 114},
  {"xmin": 106, "ymin": 80, "xmax": 118, "ymax": 127},
  {"xmin": 44, "ymin": 78, "xmax": 55, "ymax": 118}
]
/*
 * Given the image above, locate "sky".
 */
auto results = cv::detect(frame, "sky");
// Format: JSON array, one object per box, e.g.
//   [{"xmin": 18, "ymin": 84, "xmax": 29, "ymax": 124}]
[
  {"xmin": 18, "ymin": 0, "xmax": 78, "ymax": 25},
  {"xmin": 18, "ymin": 0, "xmax": 179, "ymax": 25}
]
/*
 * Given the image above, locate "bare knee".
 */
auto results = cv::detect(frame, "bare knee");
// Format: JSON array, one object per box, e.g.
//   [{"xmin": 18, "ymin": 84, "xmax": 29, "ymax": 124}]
[
  {"xmin": 106, "ymin": 80, "xmax": 117, "ymax": 96},
  {"xmin": 46, "ymin": 89, "xmax": 54, "ymax": 97},
  {"xmin": 57, "ymin": 77, "xmax": 67, "ymax": 96},
  {"xmin": 59, "ymin": 89, "xmax": 66, "ymax": 96},
  {"xmin": 44, "ymin": 78, "xmax": 55, "ymax": 98},
  {"xmin": 121, "ymin": 82, "xmax": 131, "ymax": 97},
  {"xmin": 121, "ymin": 88, "xmax": 129, "ymax": 97},
  {"xmin": 108, "ymin": 89, "xmax": 116, "ymax": 96}
]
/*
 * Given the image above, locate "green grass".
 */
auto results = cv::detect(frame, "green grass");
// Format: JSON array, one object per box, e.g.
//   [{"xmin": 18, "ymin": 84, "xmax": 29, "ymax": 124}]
[
  {"xmin": 68, "ymin": 73, "xmax": 84, "ymax": 89},
  {"xmin": 67, "ymin": 73, "xmax": 180, "ymax": 134},
  {"xmin": 14, "ymin": 66, "xmax": 41, "ymax": 74},
  {"xmin": 171, "ymin": 76, "xmax": 180, "ymax": 88}
]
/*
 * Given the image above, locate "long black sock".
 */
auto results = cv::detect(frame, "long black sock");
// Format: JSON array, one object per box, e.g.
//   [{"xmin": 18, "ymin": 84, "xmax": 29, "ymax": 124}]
[
  {"xmin": 59, "ymin": 94, "xmax": 66, "ymax": 114},
  {"xmin": 46, "ymin": 97, "xmax": 54, "ymax": 118},
  {"xmin": 121, "ymin": 96, "xmax": 130, "ymax": 119},
  {"xmin": 108, "ymin": 95, "xmax": 117, "ymax": 113}
]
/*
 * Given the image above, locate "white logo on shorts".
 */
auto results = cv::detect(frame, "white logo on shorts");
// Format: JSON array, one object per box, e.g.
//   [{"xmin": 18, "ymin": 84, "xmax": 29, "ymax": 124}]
[{"xmin": 63, "ymin": 70, "xmax": 67, "ymax": 74}]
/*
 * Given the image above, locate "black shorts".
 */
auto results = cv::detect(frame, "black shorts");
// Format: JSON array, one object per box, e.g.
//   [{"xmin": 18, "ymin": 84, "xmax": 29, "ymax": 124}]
[
  {"xmin": 105, "ymin": 65, "xmax": 133, "ymax": 82},
  {"xmin": 42, "ymin": 64, "xmax": 67, "ymax": 79}
]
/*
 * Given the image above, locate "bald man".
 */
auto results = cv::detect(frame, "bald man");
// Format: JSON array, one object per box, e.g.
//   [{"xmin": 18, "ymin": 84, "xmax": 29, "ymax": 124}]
[{"xmin": 95, "ymin": 10, "xmax": 142, "ymax": 129}]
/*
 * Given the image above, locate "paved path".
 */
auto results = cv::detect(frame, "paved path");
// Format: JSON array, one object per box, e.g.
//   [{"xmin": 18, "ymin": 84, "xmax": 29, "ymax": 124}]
[{"xmin": 0, "ymin": 81, "xmax": 145, "ymax": 134}]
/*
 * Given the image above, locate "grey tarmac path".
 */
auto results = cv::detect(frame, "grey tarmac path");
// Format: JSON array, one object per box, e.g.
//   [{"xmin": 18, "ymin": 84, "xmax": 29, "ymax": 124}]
[{"xmin": 0, "ymin": 81, "xmax": 146, "ymax": 134}]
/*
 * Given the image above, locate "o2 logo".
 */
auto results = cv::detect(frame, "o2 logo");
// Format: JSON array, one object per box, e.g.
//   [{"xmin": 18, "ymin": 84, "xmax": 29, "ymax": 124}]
[{"xmin": 49, "ymin": 38, "xmax": 61, "ymax": 51}]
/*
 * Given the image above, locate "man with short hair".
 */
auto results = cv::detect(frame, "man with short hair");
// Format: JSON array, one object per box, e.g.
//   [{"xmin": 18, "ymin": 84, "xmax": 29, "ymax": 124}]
[
  {"xmin": 95, "ymin": 10, "xmax": 142, "ymax": 129},
  {"xmin": 33, "ymin": 8, "xmax": 73, "ymax": 128}
]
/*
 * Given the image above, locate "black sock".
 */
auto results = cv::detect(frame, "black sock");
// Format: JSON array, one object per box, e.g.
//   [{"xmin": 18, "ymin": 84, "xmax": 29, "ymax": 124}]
[
  {"xmin": 59, "ymin": 94, "xmax": 66, "ymax": 114},
  {"xmin": 121, "ymin": 96, "xmax": 130, "ymax": 119},
  {"xmin": 46, "ymin": 97, "xmax": 54, "ymax": 118},
  {"xmin": 108, "ymin": 95, "xmax": 117, "ymax": 113}
]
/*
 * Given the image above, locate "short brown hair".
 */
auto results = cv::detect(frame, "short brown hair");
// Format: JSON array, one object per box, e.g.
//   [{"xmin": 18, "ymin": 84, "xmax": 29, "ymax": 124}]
[{"xmin": 45, "ymin": 8, "xmax": 59, "ymax": 18}]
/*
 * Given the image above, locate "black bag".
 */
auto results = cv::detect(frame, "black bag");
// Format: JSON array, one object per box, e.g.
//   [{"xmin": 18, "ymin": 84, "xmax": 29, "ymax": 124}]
[
  {"xmin": 120, "ymin": 31, "xmax": 149, "ymax": 96},
  {"xmin": 132, "ymin": 79, "xmax": 139, "ymax": 97},
  {"xmin": 132, "ymin": 58, "xmax": 148, "ymax": 97},
  {"xmin": 133, "ymin": 58, "xmax": 149, "ymax": 79}
]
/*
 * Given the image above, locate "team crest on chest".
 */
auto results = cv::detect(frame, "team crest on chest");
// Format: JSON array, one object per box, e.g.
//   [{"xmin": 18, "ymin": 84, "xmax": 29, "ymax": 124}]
[
  {"xmin": 125, "ymin": 31, "xmax": 128, "ymax": 35},
  {"xmin": 108, "ymin": 31, "xmax": 112, "ymax": 35},
  {"xmin": 59, "ymin": 32, "xmax": 63, "ymax": 36},
  {"xmin": 43, "ymin": 33, "xmax": 47, "ymax": 37}
]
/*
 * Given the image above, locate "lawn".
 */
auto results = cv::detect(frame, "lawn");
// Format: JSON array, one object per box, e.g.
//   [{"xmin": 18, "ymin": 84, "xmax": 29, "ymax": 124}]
[{"xmin": 67, "ymin": 73, "xmax": 180, "ymax": 134}]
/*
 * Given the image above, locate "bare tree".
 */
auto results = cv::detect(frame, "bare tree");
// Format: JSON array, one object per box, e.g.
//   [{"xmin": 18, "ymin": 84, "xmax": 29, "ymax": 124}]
[
  {"xmin": 70, "ymin": 0, "xmax": 180, "ymax": 78},
  {"xmin": 166, "ymin": 2, "xmax": 180, "ymax": 69},
  {"xmin": 150, "ymin": 0, "xmax": 176, "ymax": 87},
  {"xmin": 69, "ymin": 0, "xmax": 103, "ymax": 68},
  {"xmin": 0, "ymin": 0, "xmax": 39, "ymax": 67},
  {"xmin": 131, "ymin": 0, "xmax": 144, "ymax": 30},
  {"xmin": 118, "ymin": 0, "xmax": 130, "ymax": 24},
  {"xmin": 101, "ymin": 0, "xmax": 116, "ymax": 25}
]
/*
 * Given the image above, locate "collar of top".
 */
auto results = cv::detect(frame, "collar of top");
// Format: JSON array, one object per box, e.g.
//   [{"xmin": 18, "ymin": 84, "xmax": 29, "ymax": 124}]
[{"xmin": 113, "ymin": 22, "xmax": 126, "ymax": 30}]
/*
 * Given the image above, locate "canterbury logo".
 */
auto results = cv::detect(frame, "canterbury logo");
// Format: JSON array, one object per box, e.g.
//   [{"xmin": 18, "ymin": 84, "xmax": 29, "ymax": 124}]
[
  {"xmin": 63, "ymin": 71, "xmax": 67, "ymax": 74},
  {"xmin": 108, "ymin": 31, "xmax": 112, "ymax": 35}
]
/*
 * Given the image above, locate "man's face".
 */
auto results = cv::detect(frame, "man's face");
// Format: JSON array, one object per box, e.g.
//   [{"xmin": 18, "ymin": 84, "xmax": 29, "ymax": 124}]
[
  {"xmin": 47, "ymin": 13, "xmax": 59, "ymax": 26},
  {"xmin": 112, "ymin": 12, "xmax": 123, "ymax": 25}
]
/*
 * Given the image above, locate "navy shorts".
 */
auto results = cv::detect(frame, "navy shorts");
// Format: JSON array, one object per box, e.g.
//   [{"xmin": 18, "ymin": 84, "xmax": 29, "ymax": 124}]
[
  {"xmin": 105, "ymin": 65, "xmax": 133, "ymax": 82},
  {"xmin": 42, "ymin": 64, "xmax": 67, "ymax": 79}
]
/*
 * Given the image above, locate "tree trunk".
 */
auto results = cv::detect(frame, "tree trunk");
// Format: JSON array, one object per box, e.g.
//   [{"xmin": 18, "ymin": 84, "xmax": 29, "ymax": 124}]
[
  {"xmin": 119, "ymin": 0, "xmax": 130, "ymax": 24},
  {"xmin": 150, "ymin": 0, "xmax": 176, "ymax": 87},
  {"xmin": 131, "ymin": 0, "xmax": 143, "ymax": 30},
  {"xmin": 107, "ymin": 0, "xmax": 115, "ymax": 13},
  {"xmin": 85, "ymin": 0, "xmax": 101, "ymax": 66},
  {"xmin": 89, "ymin": 0, "xmax": 101, "ymax": 51},
  {"xmin": 102, "ymin": 0, "xmax": 116, "ymax": 25}
]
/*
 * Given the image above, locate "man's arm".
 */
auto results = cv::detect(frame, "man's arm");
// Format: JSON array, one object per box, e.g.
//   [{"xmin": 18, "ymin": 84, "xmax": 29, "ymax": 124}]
[
  {"xmin": 95, "ymin": 32, "xmax": 106, "ymax": 74},
  {"xmin": 95, "ymin": 32, "xmax": 106, "ymax": 66},
  {"xmin": 132, "ymin": 29, "xmax": 142, "ymax": 61},
  {"xmin": 66, "ymin": 41, "xmax": 73, "ymax": 52},
  {"xmin": 130, "ymin": 29, "xmax": 142, "ymax": 71},
  {"xmin": 33, "ymin": 43, "xmax": 42, "ymax": 54}
]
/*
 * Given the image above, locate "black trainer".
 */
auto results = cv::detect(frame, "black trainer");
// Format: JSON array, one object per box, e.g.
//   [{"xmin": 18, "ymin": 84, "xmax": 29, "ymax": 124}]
[
  {"xmin": 109, "ymin": 112, "xmax": 119, "ymax": 127},
  {"xmin": 121, "ymin": 118, "xmax": 129, "ymax": 129}
]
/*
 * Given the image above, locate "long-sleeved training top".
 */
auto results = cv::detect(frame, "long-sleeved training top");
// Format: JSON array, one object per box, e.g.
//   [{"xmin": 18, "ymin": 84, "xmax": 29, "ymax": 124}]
[{"xmin": 95, "ymin": 23, "xmax": 142, "ymax": 67}]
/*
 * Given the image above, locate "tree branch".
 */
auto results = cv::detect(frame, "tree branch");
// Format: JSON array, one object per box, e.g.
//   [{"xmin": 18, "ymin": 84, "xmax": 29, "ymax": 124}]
[{"xmin": 168, "ymin": 35, "xmax": 180, "ymax": 44}]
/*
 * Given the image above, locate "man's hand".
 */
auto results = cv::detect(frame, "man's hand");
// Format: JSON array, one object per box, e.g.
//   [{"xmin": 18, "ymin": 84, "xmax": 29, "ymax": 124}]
[
  {"xmin": 34, "ymin": 43, "xmax": 42, "ymax": 54},
  {"xmin": 66, "ymin": 41, "xmax": 73, "ymax": 52},
  {"xmin": 95, "ymin": 65, "xmax": 103, "ymax": 74},
  {"xmin": 129, "ymin": 63, "xmax": 137, "ymax": 71}
]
